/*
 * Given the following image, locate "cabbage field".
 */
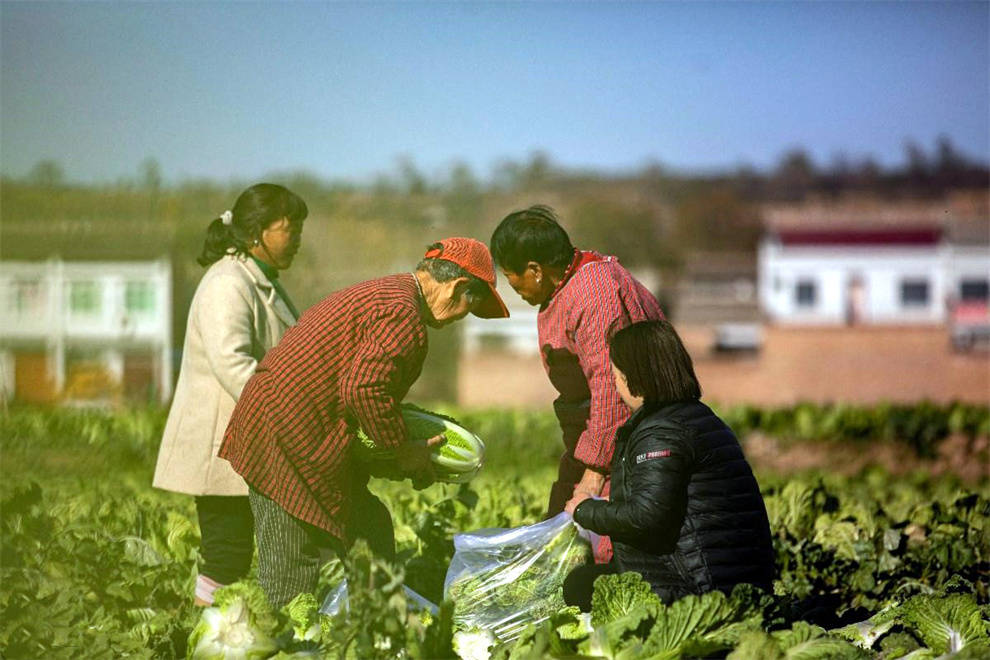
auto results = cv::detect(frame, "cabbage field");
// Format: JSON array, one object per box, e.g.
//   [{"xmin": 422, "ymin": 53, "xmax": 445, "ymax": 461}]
[{"xmin": 2, "ymin": 404, "xmax": 988, "ymax": 658}]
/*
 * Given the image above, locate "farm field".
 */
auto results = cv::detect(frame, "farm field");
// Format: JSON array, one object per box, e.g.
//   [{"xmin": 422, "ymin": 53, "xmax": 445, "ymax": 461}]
[
  {"xmin": 457, "ymin": 326, "xmax": 990, "ymax": 410},
  {"xmin": 1, "ymin": 404, "xmax": 988, "ymax": 659}
]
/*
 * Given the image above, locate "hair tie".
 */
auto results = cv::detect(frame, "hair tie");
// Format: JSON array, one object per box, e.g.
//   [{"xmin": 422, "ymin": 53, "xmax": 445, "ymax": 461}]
[{"xmin": 220, "ymin": 210, "xmax": 233, "ymax": 226}]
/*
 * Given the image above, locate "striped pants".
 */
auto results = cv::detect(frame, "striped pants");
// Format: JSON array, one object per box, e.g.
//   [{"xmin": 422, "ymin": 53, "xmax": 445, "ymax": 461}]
[
  {"xmin": 249, "ymin": 488, "xmax": 341, "ymax": 609},
  {"xmin": 248, "ymin": 486, "xmax": 395, "ymax": 609}
]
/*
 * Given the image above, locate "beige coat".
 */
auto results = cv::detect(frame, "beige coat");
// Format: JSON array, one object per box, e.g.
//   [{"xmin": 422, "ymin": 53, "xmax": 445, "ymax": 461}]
[{"xmin": 153, "ymin": 254, "xmax": 297, "ymax": 496}]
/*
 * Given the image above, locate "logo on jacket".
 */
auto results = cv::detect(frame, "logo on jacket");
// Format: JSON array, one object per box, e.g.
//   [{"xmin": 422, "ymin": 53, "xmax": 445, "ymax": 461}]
[{"xmin": 636, "ymin": 449, "xmax": 671, "ymax": 464}]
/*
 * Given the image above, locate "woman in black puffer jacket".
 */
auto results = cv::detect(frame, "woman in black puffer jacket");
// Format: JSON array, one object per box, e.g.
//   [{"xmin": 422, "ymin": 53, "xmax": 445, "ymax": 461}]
[{"xmin": 564, "ymin": 319, "xmax": 774, "ymax": 609}]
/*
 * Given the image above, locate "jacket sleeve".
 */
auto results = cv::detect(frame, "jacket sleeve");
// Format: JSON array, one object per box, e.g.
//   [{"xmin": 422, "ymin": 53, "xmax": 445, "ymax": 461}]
[
  {"xmin": 338, "ymin": 309, "xmax": 420, "ymax": 451},
  {"xmin": 570, "ymin": 274, "xmax": 628, "ymax": 471},
  {"xmin": 573, "ymin": 425, "xmax": 693, "ymax": 553},
  {"xmin": 195, "ymin": 272, "xmax": 258, "ymax": 401}
]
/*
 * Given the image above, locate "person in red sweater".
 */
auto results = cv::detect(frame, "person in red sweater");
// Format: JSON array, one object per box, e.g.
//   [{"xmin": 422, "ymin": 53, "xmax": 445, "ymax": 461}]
[
  {"xmin": 219, "ymin": 238, "xmax": 509, "ymax": 608},
  {"xmin": 490, "ymin": 205, "xmax": 665, "ymax": 562}
]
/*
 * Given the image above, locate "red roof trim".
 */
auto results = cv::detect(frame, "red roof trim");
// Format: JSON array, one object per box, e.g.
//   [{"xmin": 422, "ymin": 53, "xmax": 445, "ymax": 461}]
[{"xmin": 777, "ymin": 228, "xmax": 942, "ymax": 246}]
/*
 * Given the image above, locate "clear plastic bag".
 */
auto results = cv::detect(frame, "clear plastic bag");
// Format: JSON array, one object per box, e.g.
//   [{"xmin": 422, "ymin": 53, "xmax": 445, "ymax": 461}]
[
  {"xmin": 319, "ymin": 579, "xmax": 438, "ymax": 616},
  {"xmin": 443, "ymin": 512, "xmax": 592, "ymax": 643}
]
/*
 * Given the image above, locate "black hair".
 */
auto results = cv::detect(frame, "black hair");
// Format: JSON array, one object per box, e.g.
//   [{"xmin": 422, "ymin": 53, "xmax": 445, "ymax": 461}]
[
  {"xmin": 198, "ymin": 183, "xmax": 308, "ymax": 266},
  {"xmin": 415, "ymin": 243, "xmax": 488, "ymax": 298},
  {"xmin": 608, "ymin": 319, "xmax": 701, "ymax": 405},
  {"xmin": 489, "ymin": 204, "xmax": 574, "ymax": 274}
]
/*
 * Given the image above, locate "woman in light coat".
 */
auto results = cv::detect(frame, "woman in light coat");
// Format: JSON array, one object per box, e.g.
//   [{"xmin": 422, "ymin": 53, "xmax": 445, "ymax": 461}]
[{"xmin": 153, "ymin": 183, "xmax": 307, "ymax": 605}]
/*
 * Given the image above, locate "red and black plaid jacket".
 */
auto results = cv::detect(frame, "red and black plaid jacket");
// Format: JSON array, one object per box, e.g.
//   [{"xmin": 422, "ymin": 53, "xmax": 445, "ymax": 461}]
[{"xmin": 218, "ymin": 273, "xmax": 428, "ymax": 539}]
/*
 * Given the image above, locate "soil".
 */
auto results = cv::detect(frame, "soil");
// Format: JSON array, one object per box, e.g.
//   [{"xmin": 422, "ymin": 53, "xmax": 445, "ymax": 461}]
[
  {"xmin": 457, "ymin": 325, "xmax": 990, "ymax": 408},
  {"xmin": 742, "ymin": 431, "xmax": 989, "ymax": 483}
]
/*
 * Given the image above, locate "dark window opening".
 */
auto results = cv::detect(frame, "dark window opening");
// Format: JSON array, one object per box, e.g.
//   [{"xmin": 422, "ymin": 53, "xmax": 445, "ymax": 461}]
[
  {"xmin": 795, "ymin": 280, "xmax": 816, "ymax": 307},
  {"xmin": 900, "ymin": 280, "xmax": 929, "ymax": 307},
  {"xmin": 960, "ymin": 279, "xmax": 989, "ymax": 302}
]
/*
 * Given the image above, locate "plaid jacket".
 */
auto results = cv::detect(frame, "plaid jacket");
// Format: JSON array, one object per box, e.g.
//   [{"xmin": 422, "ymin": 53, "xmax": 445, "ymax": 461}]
[
  {"xmin": 218, "ymin": 273, "xmax": 428, "ymax": 539},
  {"xmin": 538, "ymin": 253, "xmax": 665, "ymax": 471}
]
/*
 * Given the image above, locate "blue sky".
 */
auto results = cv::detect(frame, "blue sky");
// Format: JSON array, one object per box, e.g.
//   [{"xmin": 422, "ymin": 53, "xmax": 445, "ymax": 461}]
[{"xmin": 2, "ymin": 1, "xmax": 987, "ymax": 184}]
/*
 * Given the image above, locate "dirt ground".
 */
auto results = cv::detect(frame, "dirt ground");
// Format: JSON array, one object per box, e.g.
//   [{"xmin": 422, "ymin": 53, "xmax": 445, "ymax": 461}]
[
  {"xmin": 741, "ymin": 432, "xmax": 989, "ymax": 484},
  {"xmin": 681, "ymin": 324, "xmax": 990, "ymax": 407},
  {"xmin": 457, "ymin": 325, "xmax": 989, "ymax": 481},
  {"xmin": 458, "ymin": 325, "xmax": 990, "ymax": 408}
]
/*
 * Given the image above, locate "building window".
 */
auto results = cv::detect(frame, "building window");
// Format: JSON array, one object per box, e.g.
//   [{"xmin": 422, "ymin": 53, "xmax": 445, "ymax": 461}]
[
  {"xmin": 13, "ymin": 279, "xmax": 45, "ymax": 315},
  {"xmin": 960, "ymin": 279, "xmax": 989, "ymax": 302},
  {"xmin": 900, "ymin": 280, "xmax": 929, "ymax": 307},
  {"xmin": 125, "ymin": 281, "xmax": 155, "ymax": 315},
  {"xmin": 69, "ymin": 281, "xmax": 101, "ymax": 315},
  {"xmin": 795, "ymin": 280, "xmax": 816, "ymax": 308}
]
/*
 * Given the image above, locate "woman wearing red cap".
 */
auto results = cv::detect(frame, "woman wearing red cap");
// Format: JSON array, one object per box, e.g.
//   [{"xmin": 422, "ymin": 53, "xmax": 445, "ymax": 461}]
[{"xmin": 218, "ymin": 237, "xmax": 508, "ymax": 608}]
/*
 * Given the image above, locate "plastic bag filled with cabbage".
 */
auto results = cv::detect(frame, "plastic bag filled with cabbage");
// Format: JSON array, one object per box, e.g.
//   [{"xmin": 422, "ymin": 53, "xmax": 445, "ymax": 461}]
[
  {"xmin": 355, "ymin": 403, "xmax": 485, "ymax": 483},
  {"xmin": 443, "ymin": 512, "xmax": 592, "ymax": 646}
]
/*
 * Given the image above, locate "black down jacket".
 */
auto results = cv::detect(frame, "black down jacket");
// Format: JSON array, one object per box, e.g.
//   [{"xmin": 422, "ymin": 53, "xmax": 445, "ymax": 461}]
[{"xmin": 573, "ymin": 399, "xmax": 774, "ymax": 603}]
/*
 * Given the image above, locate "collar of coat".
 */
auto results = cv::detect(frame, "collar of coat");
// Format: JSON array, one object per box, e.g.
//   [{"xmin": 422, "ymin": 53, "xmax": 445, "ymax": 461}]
[
  {"xmin": 230, "ymin": 254, "xmax": 297, "ymax": 328},
  {"xmin": 250, "ymin": 254, "xmax": 280, "ymax": 282},
  {"xmin": 618, "ymin": 399, "xmax": 694, "ymax": 439}
]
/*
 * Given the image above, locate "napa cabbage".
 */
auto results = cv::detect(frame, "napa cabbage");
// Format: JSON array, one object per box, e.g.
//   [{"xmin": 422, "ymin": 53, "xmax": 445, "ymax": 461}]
[
  {"xmin": 833, "ymin": 589, "xmax": 990, "ymax": 657},
  {"xmin": 832, "ymin": 601, "xmax": 900, "ymax": 650},
  {"xmin": 728, "ymin": 621, "xmax": 867, "ymax": 659},
  {"xmin": 282, "ymin": 593, "xmax": 329, "ymax": 644},
  {"xmin": 187, "ymin": 582, "xmax": 278, "ymax": 660},
  {"xmin": 453, "ymin": 627, "xmax": 496, "ymax": 660},
  {"xmin": 898, "ymin": 593, "xmax": 990, "ymax": 656},
  {"xmin": 357, "ymin": 404, "xmax": 485, "ymax": 483},
  {"xmin": 577, "ymin": 579, "xmax": 774, "ymax": 660},
  {"xmin": 554, "ymin": 606, "xmax": 594, "ymax": 642},
  {"xmin": 590, "ymin": 572, "xmax": 662, "ymax": 628}
]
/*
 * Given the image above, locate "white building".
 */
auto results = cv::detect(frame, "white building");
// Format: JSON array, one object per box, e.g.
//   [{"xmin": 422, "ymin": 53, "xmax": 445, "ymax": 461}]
[
  {"xmin": 0, "ymin": 258, "xmax": 172, "ymax": 404},
  {"xmin": 759, "ymin": 205, "xmax": 990, "ymax": 326}
]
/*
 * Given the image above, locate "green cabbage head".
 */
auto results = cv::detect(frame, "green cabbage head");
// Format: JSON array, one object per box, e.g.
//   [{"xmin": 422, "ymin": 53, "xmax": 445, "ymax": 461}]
[{"xmin": 187, "ymin": 583, "xmax": 278, "ymax": 660}]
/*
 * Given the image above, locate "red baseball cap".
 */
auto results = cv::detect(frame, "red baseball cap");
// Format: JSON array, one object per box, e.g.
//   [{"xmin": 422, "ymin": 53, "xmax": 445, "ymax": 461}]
[{"xmin": 424, "ymin": 237, "xmax": 510, "ymax": 318}]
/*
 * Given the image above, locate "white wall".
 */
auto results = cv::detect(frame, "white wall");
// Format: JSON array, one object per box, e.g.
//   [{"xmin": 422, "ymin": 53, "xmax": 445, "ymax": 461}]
[
  {"xmin": 0, "ymin": 258, "xmax": 172, "ymax": 402},
  {"xmin": 0, "ymin": 259, "xmax": 170, "ymax": 340},
  {"xmin": 944, "ymin": 245, "xmax": 990, "ymax": 300},
  {"xmin": 758, "ymin": 239, "xmax": 979, "ymax": 325}
]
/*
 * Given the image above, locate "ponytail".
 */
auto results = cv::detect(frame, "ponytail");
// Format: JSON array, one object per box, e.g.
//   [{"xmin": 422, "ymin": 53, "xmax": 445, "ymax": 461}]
[
  {"xmin": 198, "ymin": 217, "xmax": 238, "ymax": 266},
  {"xmin": 196, "ymin": 183, "xmax": 308, "ymax": 268}
]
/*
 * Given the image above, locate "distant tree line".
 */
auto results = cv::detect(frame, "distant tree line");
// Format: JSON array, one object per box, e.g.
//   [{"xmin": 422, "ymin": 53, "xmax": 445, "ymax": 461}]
[
  {"xmin": 17, "ymin": 135, "xmax": 987, "ymax": 198},
  {"xmin": 4, "ymin": 134, "xmax": 986, "ymax": 281},
  {"xmin": 754, "ymin": 136, "xmax": 989, "ymax": 201},
  {"xmin": 4, "ymin": 137, "xmax": 986, "ymax": 400}
]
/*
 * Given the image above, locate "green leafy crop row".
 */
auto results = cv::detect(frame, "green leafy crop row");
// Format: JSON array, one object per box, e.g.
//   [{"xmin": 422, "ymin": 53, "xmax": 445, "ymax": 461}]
[
  {"xmin": 718, "ymin": 401, "xmax": 989, "ymax": 457},
  {"xmin": 2, "ymin": 400, "xmax": 985, "ymax": 473},
  {"xmin": 1, "ymin": 405, "xmax": 987, "ymax": 658}
]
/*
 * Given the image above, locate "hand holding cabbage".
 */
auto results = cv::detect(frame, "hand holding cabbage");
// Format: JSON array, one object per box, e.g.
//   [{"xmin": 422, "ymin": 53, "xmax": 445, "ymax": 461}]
[{"xmin": 355, "ymin": 404, "xmax": 485, "ymax": 485}]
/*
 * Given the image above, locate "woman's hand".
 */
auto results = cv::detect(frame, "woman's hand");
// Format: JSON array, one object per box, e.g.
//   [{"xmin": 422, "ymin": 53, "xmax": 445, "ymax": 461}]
[
  {"xmin": 394, "ymin": 434, "xmax": 444, "ymax": 489},
  {"xmin": 423, "ymin": 433, "xmax": 446, "ymax": 450},
  {"xmin": 573, "ymin": 469, "xmax": 605, "ymax": 499},
  {"xmin": 564, "ymin": 491, "xmax": 592, "ymax": 516}
]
